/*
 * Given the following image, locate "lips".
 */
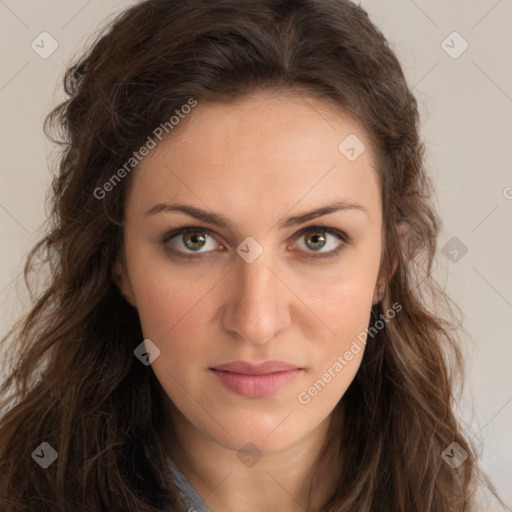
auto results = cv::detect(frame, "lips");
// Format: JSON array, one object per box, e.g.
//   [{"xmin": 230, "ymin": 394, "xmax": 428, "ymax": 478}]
[{"xmin": 209, "ymin": 360, "xmax": 304, "ymax": 397}]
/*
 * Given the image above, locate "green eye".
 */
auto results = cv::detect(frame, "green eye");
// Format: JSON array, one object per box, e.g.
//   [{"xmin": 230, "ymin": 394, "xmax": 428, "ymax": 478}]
[
  {"xmin": 295, "ymin": 226, "xmax": 350, "ymax": 259},
  {"xmin": 163, "ymin": 227, "xmax": 219, "ymax": 255}
]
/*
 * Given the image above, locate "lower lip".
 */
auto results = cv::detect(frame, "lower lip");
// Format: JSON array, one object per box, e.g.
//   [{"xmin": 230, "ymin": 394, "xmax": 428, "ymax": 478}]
[{"xmin": 209, "ymin": 369, "xmax": 302, "ymax": 397}]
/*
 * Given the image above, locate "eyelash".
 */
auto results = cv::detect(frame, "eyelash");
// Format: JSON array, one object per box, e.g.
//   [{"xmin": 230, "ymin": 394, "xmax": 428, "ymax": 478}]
[{"xmin": 162, "ymin": 224, "xmax": 352, "ymax": 261}]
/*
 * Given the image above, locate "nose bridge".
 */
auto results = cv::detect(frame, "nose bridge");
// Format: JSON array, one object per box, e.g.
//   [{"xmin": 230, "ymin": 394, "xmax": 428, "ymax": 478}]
[{"xmin": 221, "ymin": 248, "xmax": 289, "ymax": 344}]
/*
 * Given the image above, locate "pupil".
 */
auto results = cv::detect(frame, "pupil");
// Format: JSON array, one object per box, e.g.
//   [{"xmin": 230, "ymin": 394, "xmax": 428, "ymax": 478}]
[
  {"xmin": 185, "ymin": 232, "xmax": 205, "ymax": 251},
  {"xmin": 308, "ymin": 232, "xmax": 325, "ymax": 250}
]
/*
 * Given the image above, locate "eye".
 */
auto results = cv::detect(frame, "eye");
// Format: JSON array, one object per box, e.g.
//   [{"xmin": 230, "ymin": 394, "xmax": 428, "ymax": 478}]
[
  {"xmin": 293, "ymin": 225, "xmax": 351, "ymax": 259},
  {"xmin": 163, "ymin": 226, "xmax": 222, "ymax": 258}
]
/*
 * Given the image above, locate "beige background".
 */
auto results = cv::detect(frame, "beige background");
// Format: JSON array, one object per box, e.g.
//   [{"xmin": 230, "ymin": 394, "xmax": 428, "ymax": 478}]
[{"xmin": 1, "ymin": 0, "xmax": 511, "ymax": 506}]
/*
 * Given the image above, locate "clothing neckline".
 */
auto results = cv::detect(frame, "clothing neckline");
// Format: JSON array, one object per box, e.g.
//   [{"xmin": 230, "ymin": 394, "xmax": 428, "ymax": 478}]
[{"xmin": 166, "ymin": 456, "xmax": 213, "ymax": 512}]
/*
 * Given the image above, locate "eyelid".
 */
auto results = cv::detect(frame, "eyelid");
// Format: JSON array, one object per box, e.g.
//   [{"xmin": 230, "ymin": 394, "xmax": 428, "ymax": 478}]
[{"xmin": 162, "ymin": 224, "xmax": 352, "ymax": 259}]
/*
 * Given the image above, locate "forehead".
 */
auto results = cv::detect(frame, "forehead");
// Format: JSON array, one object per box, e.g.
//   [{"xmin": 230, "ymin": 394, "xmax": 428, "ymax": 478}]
[{"xmin": 127, "ymin": 91, "xmax": 381, "ymax": 223}]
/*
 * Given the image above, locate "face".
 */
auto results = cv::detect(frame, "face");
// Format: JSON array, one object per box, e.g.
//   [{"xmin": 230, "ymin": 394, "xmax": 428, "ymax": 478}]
[{"xmin": 114, "ymin": 91, "xmax": 385, "ymax": 453}]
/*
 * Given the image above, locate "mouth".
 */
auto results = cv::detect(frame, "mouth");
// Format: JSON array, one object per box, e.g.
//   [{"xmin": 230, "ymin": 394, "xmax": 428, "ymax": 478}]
[{"xmin": 209, "ymin": 360, "xmax": 304, "ymax": 397}]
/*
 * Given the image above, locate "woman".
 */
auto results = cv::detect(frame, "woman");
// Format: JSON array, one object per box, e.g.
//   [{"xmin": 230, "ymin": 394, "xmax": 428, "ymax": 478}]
[{"xmin": 0, "ymin": 0, "xmax": 502, "ymax": 510}]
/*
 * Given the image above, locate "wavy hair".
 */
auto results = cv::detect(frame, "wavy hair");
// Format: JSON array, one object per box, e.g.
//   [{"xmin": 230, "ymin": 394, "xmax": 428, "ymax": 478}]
[{"xmin": 0, "ymin": 0, "xmax": 492, "ymax": 510}]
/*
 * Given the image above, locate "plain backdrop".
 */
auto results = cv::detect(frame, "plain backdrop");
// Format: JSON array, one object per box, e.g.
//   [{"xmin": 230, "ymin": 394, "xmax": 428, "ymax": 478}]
[{"xmin": 1, "ymin": 0, "xmax": 511, "ymax": 507}]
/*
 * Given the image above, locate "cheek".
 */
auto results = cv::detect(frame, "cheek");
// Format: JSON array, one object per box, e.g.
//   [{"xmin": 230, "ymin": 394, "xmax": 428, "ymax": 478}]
[
  {"xmin": 319, "ymin": 277, "xmax": 374, "ymax": 325},
  {"xmin": 305, "ymin": 282, "xmax": 372, "ymax": 390},
  {"xmin": 127, "ymin": 249, "xmax": 216, "ymax": 342},
  {"xmin": 307, "ymin": 243, "xmax": 381, "ymax": 339}
]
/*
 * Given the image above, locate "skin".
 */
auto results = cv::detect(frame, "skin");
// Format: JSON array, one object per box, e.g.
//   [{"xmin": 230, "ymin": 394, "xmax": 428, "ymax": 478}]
[{"xmin": 114, "ymin": 90, "xmax": 390, "ymax": 512}]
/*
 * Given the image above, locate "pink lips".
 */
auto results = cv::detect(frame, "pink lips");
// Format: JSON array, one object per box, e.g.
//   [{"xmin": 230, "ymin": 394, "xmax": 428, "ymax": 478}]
[{"xmin": 209, "ymin": 360, "xmax": 304, "ymax": 398}]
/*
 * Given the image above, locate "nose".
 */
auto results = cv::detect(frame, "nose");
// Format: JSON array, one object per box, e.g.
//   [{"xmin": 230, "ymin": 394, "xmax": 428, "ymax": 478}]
[{"xmin": 220, "ymin": 249, "xmax": 292, "ymax": 345}]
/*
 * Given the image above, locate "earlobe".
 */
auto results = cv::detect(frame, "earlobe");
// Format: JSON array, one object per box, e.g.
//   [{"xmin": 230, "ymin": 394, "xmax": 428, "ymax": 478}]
[{"xmin": 112, "ymin": 257, "xmax": 137, "ymax": 308}]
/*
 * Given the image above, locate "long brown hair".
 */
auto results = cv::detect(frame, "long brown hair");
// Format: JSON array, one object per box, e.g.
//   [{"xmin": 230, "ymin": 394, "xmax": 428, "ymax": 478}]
[{"xmin": 0, "ymin": 0, "xmax": 491, "ymax": 510}]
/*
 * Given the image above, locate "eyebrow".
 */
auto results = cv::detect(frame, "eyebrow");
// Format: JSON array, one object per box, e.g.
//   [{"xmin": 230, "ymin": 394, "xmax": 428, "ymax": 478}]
[{"xmin": 144, "ymin": 200, "xmax": 369, "ymax": 231}]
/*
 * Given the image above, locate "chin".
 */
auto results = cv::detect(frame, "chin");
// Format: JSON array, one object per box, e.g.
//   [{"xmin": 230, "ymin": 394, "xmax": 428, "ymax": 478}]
[{"xmin": 204, "ymin": 414, "xmax": 307, "ymax": 454}]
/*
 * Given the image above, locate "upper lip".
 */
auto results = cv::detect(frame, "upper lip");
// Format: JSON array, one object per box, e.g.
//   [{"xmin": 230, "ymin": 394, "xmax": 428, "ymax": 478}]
[{"xmin": 210, "ymin": 360, "xmax": 303, "ymax": 374}]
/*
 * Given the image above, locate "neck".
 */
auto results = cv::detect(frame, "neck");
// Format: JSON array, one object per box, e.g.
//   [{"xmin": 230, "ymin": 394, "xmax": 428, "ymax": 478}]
[{"xmin": 159, "ymin": 399, "xmax": 344, "ymax": 512}]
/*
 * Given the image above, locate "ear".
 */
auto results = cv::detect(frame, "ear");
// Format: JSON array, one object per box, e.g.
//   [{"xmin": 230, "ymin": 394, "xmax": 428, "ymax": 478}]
[
  {"xmin": 112, "ymin": 255, "xmax": 137, "ymax": 308},
  {"xmin": 372, "ymin": 221, "xmax": 409, "ymax": 304}
]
